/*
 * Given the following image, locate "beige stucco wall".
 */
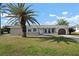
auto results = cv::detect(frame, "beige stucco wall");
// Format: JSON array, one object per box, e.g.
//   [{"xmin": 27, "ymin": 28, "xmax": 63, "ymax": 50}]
[
  {"xmin": 10, "ymin": 26, "xmax": 22, "ymax": 35},
  {"xmin": 10, "ymin": 25, "xmax": 69, "ymax": 35},
  {"xmin": 56, "ymin": 26, "xmax": 69, "ymax": 35}
]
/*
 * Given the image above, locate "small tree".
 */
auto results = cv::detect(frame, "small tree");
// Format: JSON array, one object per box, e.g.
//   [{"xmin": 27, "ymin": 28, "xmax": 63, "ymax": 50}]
[
  {"xmin": 69, "ymin": 27, "xmax": 75, "ymax": 35},
  {"xmin": 57, "ymin": 19, "xmax": 69, "ymax": 25}
]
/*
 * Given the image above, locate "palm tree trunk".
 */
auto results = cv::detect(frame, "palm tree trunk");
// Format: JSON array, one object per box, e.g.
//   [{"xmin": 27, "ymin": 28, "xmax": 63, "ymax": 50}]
[{"xmin": 20, "ymin": 20, "xmax": 26, "ymax": 37}]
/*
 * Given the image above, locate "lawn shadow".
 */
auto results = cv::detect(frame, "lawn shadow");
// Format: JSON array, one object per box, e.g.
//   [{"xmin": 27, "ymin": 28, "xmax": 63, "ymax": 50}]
[{"xmin": 39, "ymin": 35, "xmax": 78, "ymax": 44}]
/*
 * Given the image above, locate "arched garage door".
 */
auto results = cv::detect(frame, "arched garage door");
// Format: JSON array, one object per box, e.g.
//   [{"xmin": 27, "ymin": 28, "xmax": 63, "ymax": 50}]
[{"xmin": 58, "ymin": 29, "xmax": 66, "ymax": 35}]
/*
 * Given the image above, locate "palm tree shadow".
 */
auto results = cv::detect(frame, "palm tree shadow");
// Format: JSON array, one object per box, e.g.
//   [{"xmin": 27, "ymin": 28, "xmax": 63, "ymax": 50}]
[{"xmin": 40, "ymin": 36, "xmax": 78, "ymax": 44}]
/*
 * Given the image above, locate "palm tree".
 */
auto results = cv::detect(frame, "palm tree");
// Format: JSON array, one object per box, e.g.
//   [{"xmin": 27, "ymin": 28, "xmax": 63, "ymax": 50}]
[
  {"xmin": 6, "ymin": 3, "xmax": 39, "ymax": 37},
  {"xmin": 57, "ymin": 19, "xmax": 69, "ymax": 26}
]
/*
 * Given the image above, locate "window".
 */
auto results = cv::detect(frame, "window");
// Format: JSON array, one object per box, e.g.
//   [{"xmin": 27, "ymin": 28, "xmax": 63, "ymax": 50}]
[
  {"xmin": 48, "ymin": 28, "xmax": 51, "ymax": 33},
  {"xmin": 52, "ymin": 28, "xmax": 55, "ymax": 33},
  {"xmin": 28, "ymin": 29, "xmax": 31, "ymax": 32},
  {"xmin": 44, "ymin": 29, "xmax": 47, "ymax": 33},
  {"xmin": 33, "ymin": 28, "xmax": 37, "ymax": 32}
]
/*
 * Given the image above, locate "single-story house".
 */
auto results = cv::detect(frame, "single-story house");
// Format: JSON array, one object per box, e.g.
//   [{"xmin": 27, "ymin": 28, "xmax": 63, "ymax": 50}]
[{"xmin": 10, "ymin": 25, "xmax": 69, "ymax": 35}]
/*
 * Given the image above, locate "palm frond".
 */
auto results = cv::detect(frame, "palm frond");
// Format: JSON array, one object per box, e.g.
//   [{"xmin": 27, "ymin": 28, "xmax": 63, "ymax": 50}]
[
  {"xmin": 5, "ymin": 3, "xmax": 39, "ymax": 26},
  {"xmin": 5, "ymin": 15, "xmax": 17, "ymax": 18},
  {"xmin": 24, "ymin": 4, "xmax": 32, "ymax": 11},
  {"xmin": 10, "ymin": 19, "xmax": 18, "ymax": 25},
  {"xmin": 6, "ymin": 18, "xmax": 14, "ymax": 24},
  {"xmin": 26, "ymin": 20, "xmax": 31, "ymax": 26},
  {"xmin": 7, "ymin": 4, "xmax": 18, "ymax": 15},
  {"xmin": 31, "ymin": 17, "xmax": 40, "ymax": 25},
  {"xmin": 7, "ymin": 18, "xmax": 16, "ymax": 24}
]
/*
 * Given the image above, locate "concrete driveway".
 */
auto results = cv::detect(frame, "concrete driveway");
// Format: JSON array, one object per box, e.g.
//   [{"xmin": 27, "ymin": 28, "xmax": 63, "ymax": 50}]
[{"xmin": 60, "ymin": 35, "xmax": 79, "ymax": 41}]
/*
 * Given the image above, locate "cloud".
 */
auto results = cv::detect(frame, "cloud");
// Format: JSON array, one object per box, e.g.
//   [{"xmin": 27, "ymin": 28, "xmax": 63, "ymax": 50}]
[
  {"xmin": 44, "ymin": 21, "xmax": 57, "ymax": 25},
  {"xmin": 48, "ymin": 12, "xmax": 79, "ymax": 26},
  {"xmin": 62, "ymin": 11, "xmax": 68, "ymax": 15},
  {"xmin": 49, "ymin": 14, "xmax": 56, "ymax": 17},
  {"xmin": 49, "ymin": 13, "xmax": 79, "ymax": 26},
  {"xmin": 56, "ymin": 15, "xmax": 79, "ymax": 26},
  {"xmin": 56, "ymin": 16, "xmax": 66, "ymax": 19},
  {"xmin": 47, "ymin": 11, "xmax": 79, "ymax": 26},
  {"xmin": 65, "ymin": 15, "xmax": 79, "ymax": 26}
]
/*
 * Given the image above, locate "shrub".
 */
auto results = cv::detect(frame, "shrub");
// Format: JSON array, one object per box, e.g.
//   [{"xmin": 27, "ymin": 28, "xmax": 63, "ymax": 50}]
[{"xmin": 69, "ymin": 28, "xmax": 75, "ymax": 35}]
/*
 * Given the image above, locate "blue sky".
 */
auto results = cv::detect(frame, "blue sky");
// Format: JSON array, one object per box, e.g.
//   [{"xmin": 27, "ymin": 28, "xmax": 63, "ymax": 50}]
[{"xmin": 1, "ymin": 3, "xmax": 79, "ymax": 26}]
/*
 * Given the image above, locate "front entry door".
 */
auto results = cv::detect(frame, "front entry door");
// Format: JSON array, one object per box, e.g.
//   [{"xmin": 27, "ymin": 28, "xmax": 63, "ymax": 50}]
[{"xmin": 58, "ymin": 29, "xmax": 66, "ymax": 35}]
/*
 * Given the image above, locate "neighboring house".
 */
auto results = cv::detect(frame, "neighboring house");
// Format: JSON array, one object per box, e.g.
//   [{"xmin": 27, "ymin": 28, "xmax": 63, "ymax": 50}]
[
  {"xmin": 10, "ymin": 25, "xmax": 69, "ymax": 35},
  {"xmin": 75, "ymin": 25, "xmax": 79, "ymax": 32}
]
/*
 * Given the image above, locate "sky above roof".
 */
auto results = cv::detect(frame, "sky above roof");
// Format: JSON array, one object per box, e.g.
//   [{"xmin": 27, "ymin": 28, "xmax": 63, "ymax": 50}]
[{"xmin": 1, "ymin": 3, "xmax": 79, "ymax": 27}]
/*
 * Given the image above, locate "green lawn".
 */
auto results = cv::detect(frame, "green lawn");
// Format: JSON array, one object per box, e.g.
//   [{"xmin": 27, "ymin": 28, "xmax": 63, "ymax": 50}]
[{"xmin": 0, "ymin": 34, "xmax": 79, "ymax": 56}]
